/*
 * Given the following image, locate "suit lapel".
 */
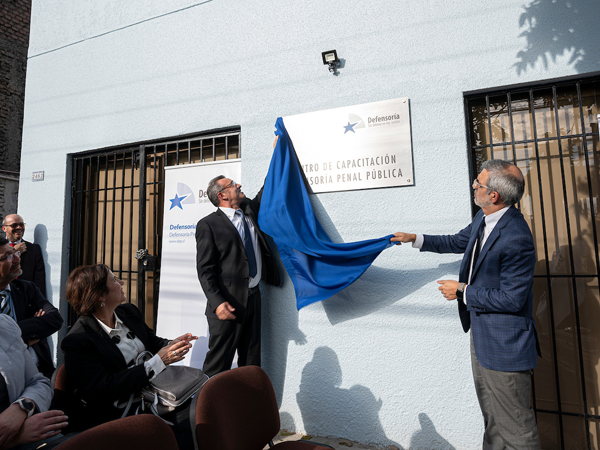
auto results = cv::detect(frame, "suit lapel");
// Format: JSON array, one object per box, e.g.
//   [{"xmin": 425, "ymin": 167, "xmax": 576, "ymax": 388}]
[
  {"xmin": 215, "ymin": 208, "xmax": 245, "ymax": 249},
  {"xmin": 471, "ymin": 206, "xmax": 518, "ymax": 279},
  {"xmin": 8, "ymin": 282, "xmax": 27, "ymax": 320},
  {"xmin": 459, "ymin": 213, "xmax": 484, "ymax": 282},
  {"xmin": 80, "ymin": 315, "xmax": 128, "ymax": 369}
]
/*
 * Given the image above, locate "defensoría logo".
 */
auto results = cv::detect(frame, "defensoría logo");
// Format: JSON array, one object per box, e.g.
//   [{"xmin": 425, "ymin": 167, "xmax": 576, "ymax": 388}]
[
  {"xmin": 342, "ymin": 113, "xmax": 366, "ymax": 134},
  {"xmin": 169, "ymin": 183, "xmax": 196, "ymax": 210}
]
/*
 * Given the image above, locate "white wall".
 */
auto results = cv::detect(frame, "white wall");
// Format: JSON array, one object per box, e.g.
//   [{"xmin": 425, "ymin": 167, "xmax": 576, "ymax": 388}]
[{"xmin": 20, "ymin": 0, "xmax": 600, "ymax": 448}]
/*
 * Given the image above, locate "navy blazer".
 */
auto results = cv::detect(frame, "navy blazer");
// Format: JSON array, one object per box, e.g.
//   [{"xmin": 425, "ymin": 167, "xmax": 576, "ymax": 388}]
[
  {"xmin": 61, "ymin": 303, "xmax": 169, "ymax": 430},
  {"xmin": 11, "ymin": 279, "xmax": 63, "ymax": 378},
  {"xmin": 422, "ymin": 206, "xmax": 540, "ymax": 372},
  {"xmin": 195, "ymin": 188, "xmax": 280, "ymax": 320}
]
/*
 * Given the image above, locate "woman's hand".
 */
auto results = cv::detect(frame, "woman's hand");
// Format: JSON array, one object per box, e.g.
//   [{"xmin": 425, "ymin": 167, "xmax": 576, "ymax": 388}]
[
  {"xmin": 170, "ymin": 333, "xmax": 198, "ymax": 346},
  {"xmin": 157, "ymin": 339, "xmax": 194, "ymax": 365}
]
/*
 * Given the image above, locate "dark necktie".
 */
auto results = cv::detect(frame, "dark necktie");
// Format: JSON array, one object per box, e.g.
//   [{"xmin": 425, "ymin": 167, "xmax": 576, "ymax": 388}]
[
  {"xmin": 471, "ymin": 218, "xmax": 486, "ymax": 266},
  {"xmin": 237, "ymin": 210, "xmax": 257, "ymax": 278},
  {"xmin": 0, "ymin": 291, "xmax": 13, "ymax": 318},
  {"xmin": 8, "ymin": 243, "xmax": 19, "ymax": 280}
]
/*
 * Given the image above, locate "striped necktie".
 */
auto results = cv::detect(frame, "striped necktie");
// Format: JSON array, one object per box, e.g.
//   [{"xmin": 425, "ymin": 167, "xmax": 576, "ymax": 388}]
[{"xmin": 0, "ymin": 291, "xmax": 13, "ymax": 318}]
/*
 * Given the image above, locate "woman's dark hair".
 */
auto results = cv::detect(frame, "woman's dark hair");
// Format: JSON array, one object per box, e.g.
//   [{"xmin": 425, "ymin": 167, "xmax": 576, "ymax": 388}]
[{"xmin": 66, "ymin": 264, "xmax": 110, "ymax": 316}]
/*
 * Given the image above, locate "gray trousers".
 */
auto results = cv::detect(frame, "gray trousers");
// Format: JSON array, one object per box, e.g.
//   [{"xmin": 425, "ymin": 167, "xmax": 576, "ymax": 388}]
[{"xmin": 470, "ymin": 333, "xmax": 541, "ymax": 450}]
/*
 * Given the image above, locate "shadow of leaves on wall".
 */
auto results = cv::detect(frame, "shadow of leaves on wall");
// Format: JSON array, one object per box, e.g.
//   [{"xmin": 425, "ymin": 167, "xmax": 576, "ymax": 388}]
[{"xmin": 515, "ymin": 0, "xmax": 600, "ymax": 75}]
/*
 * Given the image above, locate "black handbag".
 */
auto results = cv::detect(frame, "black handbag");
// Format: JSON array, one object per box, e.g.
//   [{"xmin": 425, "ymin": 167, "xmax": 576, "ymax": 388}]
[{"xmin": 120, "ymin": 351, "xmax": 209, "ymax": 421}]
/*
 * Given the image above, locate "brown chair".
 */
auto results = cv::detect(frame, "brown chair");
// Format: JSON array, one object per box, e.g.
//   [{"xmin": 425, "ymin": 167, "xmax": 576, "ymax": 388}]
[
  {"xmin": 55, "ymin": 414, "xmax": 178, "ymax": 450},
  {"xmin": 51, "ymin": 365, "xmax": 178, "ymax": 449},
  {"xmin": 50, "ymin": 364, "xmax": 84, "ymax": 433},
  {"xmin": 191, "ymin": 365, "xmax": 332, "ymax": 450}
]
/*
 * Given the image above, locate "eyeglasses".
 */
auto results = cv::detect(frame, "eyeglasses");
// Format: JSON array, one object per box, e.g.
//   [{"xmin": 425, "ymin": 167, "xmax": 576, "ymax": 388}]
[
  {"xmin": 3, "ymin": 223, "xmax": 25, "ymax": 229},
  {"xmin": 0, "ymin": 251, "xmax": 21, "ymax": 262},
  {"xmin": 218, "ymin": 180, "xmax": 237, "ymax": 193},
  {"xmin": 472, "ymin": 179, "xmax": 490, "ymax": 190}
]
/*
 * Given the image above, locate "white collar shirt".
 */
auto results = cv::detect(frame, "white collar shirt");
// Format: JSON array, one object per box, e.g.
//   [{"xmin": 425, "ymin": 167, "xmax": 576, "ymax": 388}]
[{"xmin": 93, "ymin": 312, "xmax": 165, "ymax": 380}]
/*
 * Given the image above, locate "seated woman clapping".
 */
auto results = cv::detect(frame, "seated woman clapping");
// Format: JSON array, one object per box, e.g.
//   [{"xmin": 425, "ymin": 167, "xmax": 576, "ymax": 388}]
[{"xmin": 61, "ymin": 264, "xmax": 197, "ymax": 450}]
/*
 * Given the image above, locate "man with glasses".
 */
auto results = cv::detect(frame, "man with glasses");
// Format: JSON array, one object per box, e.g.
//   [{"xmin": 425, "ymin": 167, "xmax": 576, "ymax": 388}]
[
  {"xmin": 2, "ymin": 214, "xmax": 47, "ymax": 298},
  {"xmin": 0, "ymin": 237, "xmax": 63, "ymax": 378},
  {"xmin": 195, "ymin": 176, "xmax": 280, "ymax": 377},
  {"xmin": 391, "ymin": 160, "xmax": 541, "ymax": 450}
]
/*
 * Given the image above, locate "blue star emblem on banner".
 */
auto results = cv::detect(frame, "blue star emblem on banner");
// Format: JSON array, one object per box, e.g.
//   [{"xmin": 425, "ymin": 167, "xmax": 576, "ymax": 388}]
[{"xmin": 169, "ymin": 193, "xmax": 188, "ymax": 210}]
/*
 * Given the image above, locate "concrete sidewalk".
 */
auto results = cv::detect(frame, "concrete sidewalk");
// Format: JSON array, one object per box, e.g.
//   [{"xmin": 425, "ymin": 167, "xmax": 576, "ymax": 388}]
[{"xmin": 266, "ymin": 430, "xmax": 401, "ymax": 450}]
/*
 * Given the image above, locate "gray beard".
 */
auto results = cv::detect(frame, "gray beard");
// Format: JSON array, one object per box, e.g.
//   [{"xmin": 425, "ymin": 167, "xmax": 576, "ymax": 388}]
[{"xmin": 10, "ymin": 268, "xmax": 23, "ymax": 280}]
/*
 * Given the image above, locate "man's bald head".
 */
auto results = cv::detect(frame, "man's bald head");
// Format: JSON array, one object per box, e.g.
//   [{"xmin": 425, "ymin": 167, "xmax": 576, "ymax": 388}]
[{"xmin": 1, "ymin": 214, "xmax": 25, "ymax": 242}]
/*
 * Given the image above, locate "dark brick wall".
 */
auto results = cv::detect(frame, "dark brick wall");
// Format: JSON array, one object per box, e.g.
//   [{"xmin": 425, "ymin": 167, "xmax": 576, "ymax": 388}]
[{"xmin": 0, "ymin": 0, "xmax": 32, "ymax": 222}]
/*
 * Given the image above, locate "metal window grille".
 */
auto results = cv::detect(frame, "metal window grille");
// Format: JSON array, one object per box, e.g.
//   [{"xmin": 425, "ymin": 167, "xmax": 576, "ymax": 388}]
[
  {"xmin": 465, "ymin": 74, "xmax": 600, "ymax": 450},
  {"xmin": 69, "ymin": 129, "xmax": 240, "ymax": 328}
]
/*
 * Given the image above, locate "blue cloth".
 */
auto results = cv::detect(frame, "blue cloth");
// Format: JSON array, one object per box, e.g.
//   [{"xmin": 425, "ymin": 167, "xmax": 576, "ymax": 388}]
[
  {"xmin": 421, "ymin": 206, "xmax": 540, "ymax": 372},
  {"xmin": 258, "ymin": 118, "xmax": 393, "ymax": 309}
]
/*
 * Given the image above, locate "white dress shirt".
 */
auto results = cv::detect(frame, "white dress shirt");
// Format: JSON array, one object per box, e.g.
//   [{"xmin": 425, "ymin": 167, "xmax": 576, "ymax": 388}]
[{"xmin": 219, "ymin": 206, "xmax": 263, "ymax": 288}]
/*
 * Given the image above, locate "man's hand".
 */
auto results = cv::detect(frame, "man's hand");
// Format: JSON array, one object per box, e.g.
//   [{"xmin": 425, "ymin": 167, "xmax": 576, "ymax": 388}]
[
  {"xmin": 26, "ymin": 310, "xmax": 46, "ymax": 347},
  {"xmin": 14, "ymin": 410, "xmax": 68, "ymax": 446},
  {"xmin": 390, "ymin": 232, "xmax": 417, "ymax": 245},
  {"xmin": 0, "ymin": 404, "xmax": 28, "ymax": 448},
  {"xmin": 437, "ymin": 280, "xmax": 460, "ymax": 300},
  {"xmin": 215, "ymin": 302, "xmax": 236, "ymax": 320},
  {"xmin": 14, "ymin": 242, "xmax": 26, "ymax": 254}
]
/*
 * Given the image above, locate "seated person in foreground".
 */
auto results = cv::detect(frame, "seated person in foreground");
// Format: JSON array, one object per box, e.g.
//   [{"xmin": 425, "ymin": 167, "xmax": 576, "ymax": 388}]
[
  {"xmin": 0, "ymin": 314, "xmax": 68, "ymax": 450},
  {"xmin": 60, "ymin": 264, "xmax": 197, "ymax": 450}
]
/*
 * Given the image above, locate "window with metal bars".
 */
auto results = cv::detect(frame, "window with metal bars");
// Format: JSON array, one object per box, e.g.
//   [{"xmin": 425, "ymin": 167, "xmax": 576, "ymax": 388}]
[
  {"xmin": 465, "ymin": 75, "xmax": 600, "ymax": 450},
  {"xmin": 69, "ymin": 128, "xmax": 240, "ymax": 329}
]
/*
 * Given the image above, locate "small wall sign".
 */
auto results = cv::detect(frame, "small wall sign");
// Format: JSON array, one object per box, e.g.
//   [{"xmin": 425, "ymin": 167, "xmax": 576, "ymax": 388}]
[{"xmin": 32, "ymin": 171, "xmax": 44, "ymax": 181}]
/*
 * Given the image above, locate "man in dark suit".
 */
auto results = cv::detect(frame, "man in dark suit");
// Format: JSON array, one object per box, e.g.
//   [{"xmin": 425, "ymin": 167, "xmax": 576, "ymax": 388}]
[
  {"xmin": 196, "ymin": 175, "xmax": 280, "ymax": 377},
  {"xmin": 2, "ymin": 214, "xmax": 47, "ymax": 297},
  {"xmin": 392, "ymin": 160, "xmax": 541, "ymax": 449},
  {"xmin": 0, "ymin": 237, "xmax": 63, "ymax": 378}
]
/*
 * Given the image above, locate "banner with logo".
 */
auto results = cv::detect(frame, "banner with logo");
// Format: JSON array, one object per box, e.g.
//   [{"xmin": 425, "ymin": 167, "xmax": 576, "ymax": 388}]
[
  {"xmin": 283, "ymin": 98, "xmax": 413, "ymax": 193},
  {"xmin": 156, "ymin": 160, "xmax": 241, "ymax": 368}
]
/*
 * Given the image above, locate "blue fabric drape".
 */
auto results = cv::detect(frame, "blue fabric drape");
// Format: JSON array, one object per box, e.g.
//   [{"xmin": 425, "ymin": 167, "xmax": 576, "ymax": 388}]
[{"xmin": 258, "ymin": 117, "xmax": 393, "ymax": 309}]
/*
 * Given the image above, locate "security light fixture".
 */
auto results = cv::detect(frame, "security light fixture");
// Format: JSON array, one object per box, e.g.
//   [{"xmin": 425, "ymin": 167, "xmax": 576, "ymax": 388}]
[{"xmin": 322, "ymin": 50, "xmax": 340, "ymax": 73}]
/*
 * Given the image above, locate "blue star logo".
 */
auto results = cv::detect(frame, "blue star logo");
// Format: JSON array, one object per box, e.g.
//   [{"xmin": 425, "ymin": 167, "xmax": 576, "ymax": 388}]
[
  {"xmin": 169, "ymin": 193, "xmax": 189, "ymax": 210},
  {"xmin": 343, "ymin": 121, "xmax": 358, "ymax": 134}
]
